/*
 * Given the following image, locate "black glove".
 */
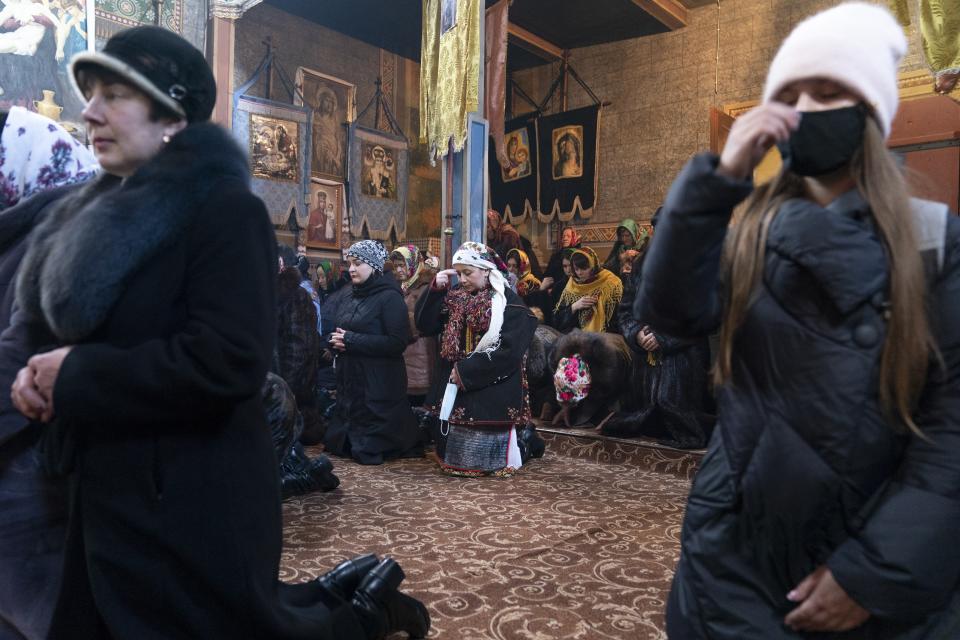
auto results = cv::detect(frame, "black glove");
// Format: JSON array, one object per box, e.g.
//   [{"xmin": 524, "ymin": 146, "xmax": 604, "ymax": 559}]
[{"xmin": 351, "ymin": 558, "xmax": 431, "ymax": 640}]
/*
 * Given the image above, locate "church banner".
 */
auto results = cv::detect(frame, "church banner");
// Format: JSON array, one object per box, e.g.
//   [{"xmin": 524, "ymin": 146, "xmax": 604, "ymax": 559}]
[
  {"xmin": 488, "ymin": 115, "xmax": 538, "ymax": 224},
  {"xmin": 347, "ymin": 124, "xmax": 409, "ymax": 241},
  {"xmin": 536, "ymin": 104, "xmax": 601, "ymax": 222},
  {"xmin": 419, "ymin": 0, "xmax": 482, "ymax": 161}
]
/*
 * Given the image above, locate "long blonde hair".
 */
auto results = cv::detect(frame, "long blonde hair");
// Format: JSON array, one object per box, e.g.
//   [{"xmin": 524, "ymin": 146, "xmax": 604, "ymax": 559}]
[{"xmin": 715, "ymin": 117, "xmax": 934, "ymax": 434}]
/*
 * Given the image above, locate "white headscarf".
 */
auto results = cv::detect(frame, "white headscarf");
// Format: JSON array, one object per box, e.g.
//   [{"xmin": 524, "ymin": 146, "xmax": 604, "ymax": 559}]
[
  {"xmin": 451, "ymin": 241, "xmax": 508, "ymax": 355},
  {"xmin": 0, "ymin": 107, "xmax": 98, "ymax": 211}
]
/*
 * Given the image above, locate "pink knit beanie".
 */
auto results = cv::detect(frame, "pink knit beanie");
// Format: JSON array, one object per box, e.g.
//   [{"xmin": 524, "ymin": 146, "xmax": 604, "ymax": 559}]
[{"xmin": 762, "ymin": 2, "xmax": 907, "ymax": 138}]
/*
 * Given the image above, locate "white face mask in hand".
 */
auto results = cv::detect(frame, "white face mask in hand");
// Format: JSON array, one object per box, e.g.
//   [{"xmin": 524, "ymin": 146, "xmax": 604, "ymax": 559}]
[{"xmin": 438, "ymin": 382, "xmax": 458, "ymax": 435}]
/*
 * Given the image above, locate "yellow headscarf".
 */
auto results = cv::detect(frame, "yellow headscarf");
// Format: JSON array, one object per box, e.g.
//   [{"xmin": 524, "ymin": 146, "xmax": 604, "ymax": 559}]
[
  {"xmin": 555, "ymin": 247, "xmax": 623, "ymax": 332},
  {"xmin": 390, "ymin": 245, "xmax": 424, "ymax": 292},
  {"xmin": 506, "ymin": 248, "xmax": 541, "ymax": 297}
]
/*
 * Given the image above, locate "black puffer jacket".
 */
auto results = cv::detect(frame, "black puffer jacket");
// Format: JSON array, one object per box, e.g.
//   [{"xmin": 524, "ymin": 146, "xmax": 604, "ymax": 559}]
[
  {"xmin": 323, "ymin": 272, "xmax": 422, "ymax": 464},
  {"xmin": 638, "ymin": 153, "xmax": 960, "ymax": 639}
]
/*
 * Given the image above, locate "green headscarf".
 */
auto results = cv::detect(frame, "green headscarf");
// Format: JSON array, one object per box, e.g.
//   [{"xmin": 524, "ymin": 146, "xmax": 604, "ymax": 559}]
[{"xmin": 617, "ymin": 219, "xmax": 642, "ymax": 249}]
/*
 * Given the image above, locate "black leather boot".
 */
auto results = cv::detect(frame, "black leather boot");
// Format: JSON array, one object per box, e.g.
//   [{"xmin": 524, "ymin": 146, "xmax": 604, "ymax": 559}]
[
  {"xmin": 317, "ymin": 554, "xmax": 380, "ymax": 601},
  {"xmin": 517, "ymin": 424, "xmax": 546, "ymax": 463},
  {"xmin": 351, "ymin": 558, "xmax": 431, "ymax": 640}
]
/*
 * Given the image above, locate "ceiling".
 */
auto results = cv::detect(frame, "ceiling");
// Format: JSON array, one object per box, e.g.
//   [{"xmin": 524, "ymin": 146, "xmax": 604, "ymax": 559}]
[{"xmin": 265, "ymin": 0, "xmax": 675, "ymax": 69}]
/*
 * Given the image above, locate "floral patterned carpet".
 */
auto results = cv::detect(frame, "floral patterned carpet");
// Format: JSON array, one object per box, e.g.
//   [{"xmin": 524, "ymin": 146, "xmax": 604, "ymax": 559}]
[{"xmin": 281, "ymin": 433, "xmax": 701, "ymax": 639}]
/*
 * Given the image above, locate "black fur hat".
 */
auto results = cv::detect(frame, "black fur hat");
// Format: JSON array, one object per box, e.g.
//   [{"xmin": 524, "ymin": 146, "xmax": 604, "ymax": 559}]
[{"xmin": 69, "ymin": 26, "xmax": 216, "ymax": 123}]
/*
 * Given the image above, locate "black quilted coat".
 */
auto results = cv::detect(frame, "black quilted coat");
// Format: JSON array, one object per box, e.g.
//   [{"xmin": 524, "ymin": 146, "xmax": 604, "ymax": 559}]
[
  {"xmin": 637, "ymin": 153, "xmax": 960, "ymax": 639},
  {"xmin": 322, "ymin": 271, "xmax": 422, "ymax": 464}
]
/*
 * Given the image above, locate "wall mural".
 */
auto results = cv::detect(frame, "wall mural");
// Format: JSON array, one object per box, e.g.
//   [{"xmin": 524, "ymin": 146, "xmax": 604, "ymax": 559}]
[
  {"xmin": 0, "ymin": 0, "xmax": 94, "ymax": 135},
  {"xmin": 95, "ymin": 0, "xmax": 183, "ymax": 38}
]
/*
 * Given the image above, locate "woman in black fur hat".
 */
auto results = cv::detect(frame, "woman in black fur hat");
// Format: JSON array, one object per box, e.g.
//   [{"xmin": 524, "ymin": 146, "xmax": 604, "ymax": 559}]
[{"xmin": 8, "ymin": 26, "xmax": 427, "ymax": 640}]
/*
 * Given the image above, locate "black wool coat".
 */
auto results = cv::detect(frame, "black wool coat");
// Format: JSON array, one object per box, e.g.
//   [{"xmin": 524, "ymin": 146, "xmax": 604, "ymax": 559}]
[
  {"xmin": 322, "ymin": 271, "xmax": 422, "ymax": 464},
  {"xmin": 638, "ymin": 153, "xmax": 960, "ymax": 639},
  {"xmin": 11, "ymin": 124, "xmax": 364, "ymax": 639}
]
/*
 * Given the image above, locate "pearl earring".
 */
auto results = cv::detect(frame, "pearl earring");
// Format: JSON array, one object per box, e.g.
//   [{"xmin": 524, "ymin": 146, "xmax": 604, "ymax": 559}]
[{"xmin": 162, "ymin": 134, "xmax": 171, "ymax": 144}]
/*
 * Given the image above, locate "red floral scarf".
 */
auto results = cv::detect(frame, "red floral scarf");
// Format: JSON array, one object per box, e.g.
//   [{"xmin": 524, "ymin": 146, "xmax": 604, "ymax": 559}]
[{"xmin": 440, "ymin": 287, "xmax": 494, "ymax": 362}]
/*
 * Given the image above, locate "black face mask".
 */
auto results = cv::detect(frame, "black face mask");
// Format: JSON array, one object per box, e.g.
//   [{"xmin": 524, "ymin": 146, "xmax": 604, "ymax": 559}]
[{"xmin": 776, "ymin": 104, "xmax": 867, "ymax": 177}]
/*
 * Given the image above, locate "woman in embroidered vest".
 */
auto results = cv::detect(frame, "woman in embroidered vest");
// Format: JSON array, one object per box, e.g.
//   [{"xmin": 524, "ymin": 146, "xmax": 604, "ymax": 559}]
[
  {"xmin": 8, "ymin": 27, "xmax": 428, "ymax": 640},
  {"xmin": 415, "ymin": 242, "xmax": 538, "ymax": 477},
  {"xmin": 637, "ymin": 4, "xmax": 960, "ymax": 638},
  {"xmin": 390, "ymin": 244, "xmax": 437, "ymax": 406},
  {"xmin": 553, "ymin": 247, "xmax": 623, "ymax": 333}
]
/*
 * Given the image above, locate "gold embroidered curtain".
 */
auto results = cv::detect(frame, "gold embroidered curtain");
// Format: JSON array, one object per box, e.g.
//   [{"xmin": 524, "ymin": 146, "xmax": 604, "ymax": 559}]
[
  {"xmin": 890, "ymin": 0, "xmax": 960, "ymax": 76},
  {"xmin": 420, "ymin": 0, "xmax": 482, "ymax": 161},
  {"xmin": 920, "ymin": 0, "xmax": 960, "ymax": 77}
]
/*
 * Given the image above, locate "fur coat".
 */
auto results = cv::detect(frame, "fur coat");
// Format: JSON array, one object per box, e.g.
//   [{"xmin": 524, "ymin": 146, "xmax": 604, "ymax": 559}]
[
  {"xmin": 275, "ymin": 266, "xmax": 322, "ymax": 442},
  {"xmin": 12, "ymin": 124, "xmax": 365, "ymax": 638},
  {"xmin": 602, "ymin": 255, "xmax": 713, "ymax": 447},
  {"xmin": 548, "ymin": 330, "xmax": 632, "ymax": 427}
]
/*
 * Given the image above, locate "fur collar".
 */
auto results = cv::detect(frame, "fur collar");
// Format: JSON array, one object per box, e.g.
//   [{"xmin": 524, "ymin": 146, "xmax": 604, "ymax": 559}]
[{"xmin": 16, "ymin": 124, "xmax": 249, "ymax": 342}]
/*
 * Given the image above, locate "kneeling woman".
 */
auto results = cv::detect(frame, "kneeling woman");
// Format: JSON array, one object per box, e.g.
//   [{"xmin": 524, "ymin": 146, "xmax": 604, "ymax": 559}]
[
  {"xmin": 553, "ymin": 247, "xmax": 623, "ymax": 333},
  {"xmin": 415, "ymin": 242, "xmax": 537, "ymax": 476},
  {"xmin": 323, "ymin": 240, "xmax": 423, "ymax": 464}
]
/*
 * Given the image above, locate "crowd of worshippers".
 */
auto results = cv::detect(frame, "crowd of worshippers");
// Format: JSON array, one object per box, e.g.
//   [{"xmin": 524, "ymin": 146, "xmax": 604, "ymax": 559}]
[
  {"xmin": 6, "ymin": 4, "xmax": 960, "ymax": 638},
  {"xmin": 0, "ymin": 60, "xmax": 710, "ymax": 640},
  {"xmin": 267, "ymin": 206, "xmax": 714, "ymax": 488}
]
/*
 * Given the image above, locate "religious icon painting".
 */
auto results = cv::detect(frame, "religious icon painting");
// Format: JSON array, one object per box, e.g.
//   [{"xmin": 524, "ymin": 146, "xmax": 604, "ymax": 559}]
[
  {"xmin": 306, "ymin": 180, "xmax": 342, "ymax": 250},
  {"xmin": 360, "ymin": 142, "xmax": 398, "ymax": 200},
  {"xmin": 488, "ymin": 114, "xmax": 538, "ymax": 223},
  {"xmin": 500, "ymin": 128, "xmax": 532, "ymax": 183},
  {"xmin": 347, "ymin": 125, "xmax": 409, "ymax": 240},
  {"xmin": 537, "ymin": 104, "xmax": 600, "ymax": 221},
  {"xmin": 441, "ymin": 0, "xmax": 458, "ymax": 35},
  {"xmin": 295, "ymin": 67, "xmax": 356, "ymax": 181},
  {"xmin": 249, "ymin": 114, "xmax": 300, "ymax": 182},
  {"xmin": 552, "ymin": 125, "xmax": 584, "ymax": 180}
]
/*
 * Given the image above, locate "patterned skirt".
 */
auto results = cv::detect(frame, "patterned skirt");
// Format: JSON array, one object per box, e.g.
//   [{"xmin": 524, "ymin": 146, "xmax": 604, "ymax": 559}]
[{"xmin": 438, "ymin": 423, "xmax": 522, "ymax": 477}]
